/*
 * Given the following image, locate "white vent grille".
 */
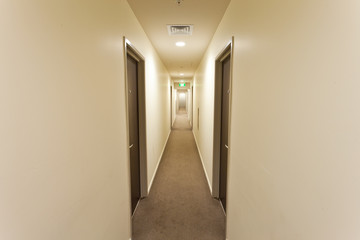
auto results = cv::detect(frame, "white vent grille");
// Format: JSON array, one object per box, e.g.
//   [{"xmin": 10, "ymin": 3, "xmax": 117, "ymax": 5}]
[{"xmin": 167, "ymin": 25, "xmax": 193, "ymax": 36}]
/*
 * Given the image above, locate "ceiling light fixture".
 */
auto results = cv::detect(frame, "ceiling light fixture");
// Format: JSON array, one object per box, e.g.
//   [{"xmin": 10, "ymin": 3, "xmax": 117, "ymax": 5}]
[
  {"xmin": 175, "ymin": 0, "xmax": 184, "ymax": 6},
  {"xmin": 180, "ymin": 73, "xmax": 184, "ymax": 76},
  {"xmin": 176, "ymin": 41, "xmax": 186, "ymax": 47}
]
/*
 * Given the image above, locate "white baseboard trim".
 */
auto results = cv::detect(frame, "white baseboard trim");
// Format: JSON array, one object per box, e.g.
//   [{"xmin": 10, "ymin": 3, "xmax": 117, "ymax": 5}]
[
  {"xmin": 148, "ymin": 130, "xmax": 171, "ymax": 193},
  {"xmin": 192, "ymin": 130, "xmax": 213, "ymax": 194}
]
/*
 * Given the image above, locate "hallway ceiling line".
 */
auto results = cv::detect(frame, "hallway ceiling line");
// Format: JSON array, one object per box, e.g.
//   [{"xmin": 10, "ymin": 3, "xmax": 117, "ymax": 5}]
[{"xmin": 127, "ymin": 0, "xmax": 231, "ymax": 78}]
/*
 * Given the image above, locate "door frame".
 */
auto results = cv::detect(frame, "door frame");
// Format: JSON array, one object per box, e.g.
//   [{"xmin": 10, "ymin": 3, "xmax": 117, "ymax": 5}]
[
  {"xmin": 212, "ymin": 38, "xmax": 234, "ymax": 201},
  {"xmin": 124, "ymin": 38, "xmax": 148, "ymax": 202}
]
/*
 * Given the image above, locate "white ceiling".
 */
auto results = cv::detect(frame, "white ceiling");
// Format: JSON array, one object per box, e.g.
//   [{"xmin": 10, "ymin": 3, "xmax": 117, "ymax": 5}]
[{"xmin": 127, "ymin": 0, "xmax": 231, "ymax": 79}]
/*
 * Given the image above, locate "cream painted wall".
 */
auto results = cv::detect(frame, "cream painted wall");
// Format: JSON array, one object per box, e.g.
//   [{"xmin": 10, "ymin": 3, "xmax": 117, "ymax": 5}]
[
  {"xmin": 194, "ymin": 0, "xmax": 360, "ymax": 239},
  {"xmin": 0, "ymin": 1, "xmax": 170, "ymax": 239},
  {"xmin": 143, "ymin": 39, "xmax": 172, "ymax": 191},
  {"xmin": 193, "ymin": 50, "xmax": 216, "ymax": 192}
]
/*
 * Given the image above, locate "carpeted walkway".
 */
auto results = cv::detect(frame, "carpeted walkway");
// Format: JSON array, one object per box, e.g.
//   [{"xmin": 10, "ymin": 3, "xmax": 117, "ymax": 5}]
[
  {"xmin": 132, "ymin": 111, "xmax": 225, "ymax": 240},
  {"xmin": 172, "ymin": 108, "xmax": 192, "ymax": 130}
]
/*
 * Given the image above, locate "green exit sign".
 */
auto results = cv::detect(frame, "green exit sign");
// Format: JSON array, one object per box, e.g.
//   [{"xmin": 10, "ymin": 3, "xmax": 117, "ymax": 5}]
[{"xmin": 179, "ymin": 83, "xmax": 186, "ymax": 87}]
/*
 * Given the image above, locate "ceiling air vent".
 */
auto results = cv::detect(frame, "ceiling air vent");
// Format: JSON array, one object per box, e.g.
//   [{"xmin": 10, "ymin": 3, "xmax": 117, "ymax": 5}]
[{"xmin": 167, "ymin": 25, "xmax": 193, "ymax": 36}]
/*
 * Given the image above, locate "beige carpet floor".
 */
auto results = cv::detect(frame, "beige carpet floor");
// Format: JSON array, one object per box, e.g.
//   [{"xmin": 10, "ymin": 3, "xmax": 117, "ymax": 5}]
[
  {"xmin": 132, "ymin": 111, "xmax": 225, "ymax": 240},
  {"xmin": 172, "ymin": 108, "xmax": 192, "ymax": 130}
]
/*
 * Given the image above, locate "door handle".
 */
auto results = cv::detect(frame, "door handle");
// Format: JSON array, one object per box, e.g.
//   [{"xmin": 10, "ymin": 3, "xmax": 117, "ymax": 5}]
[
  {"xmin": 129, "ymin": 144, "xmax": 134, "ymax": 149},
  {"xmin": 225, "ymin": 144, "xmax": 229, "ymax": 149}
]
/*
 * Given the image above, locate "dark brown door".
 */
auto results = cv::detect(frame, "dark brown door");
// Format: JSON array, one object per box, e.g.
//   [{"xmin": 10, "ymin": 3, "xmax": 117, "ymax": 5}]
[
  {"xmin": 170, "ymin": 86, "xmax": 173, "ymax": 129},
  {"xmin": 191, "ymin": 86, "xmax": 194, "ymax": 129},
  {"xmin": 127, "ymin": 54, "xmax": 141, "ymax": 214},
  {"xmin": 219, "ymin": 55, "xmax": 230, "ymax": 212}
]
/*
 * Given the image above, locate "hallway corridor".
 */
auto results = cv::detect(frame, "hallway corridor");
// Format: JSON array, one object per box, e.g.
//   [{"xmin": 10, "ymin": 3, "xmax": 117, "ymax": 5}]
[
  {"xmin": 2, "ymin": 0, "xmax": 360, "ymax": 239},
  {"xmin": 132, "ymin": 113, "xmax": 225, "ymax": 240},
  {"xmin": 172, "ymin": 109, "xmax": 191, "ymax": 130}
]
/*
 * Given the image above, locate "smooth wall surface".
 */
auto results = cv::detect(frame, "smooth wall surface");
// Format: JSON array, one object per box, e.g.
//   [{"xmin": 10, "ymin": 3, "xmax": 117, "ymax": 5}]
[
  {"xmin": 193, "ymin": 53, "xmax": 216, "ymax": 192},
  {"xmin": 194, "ymin": 0, "xmax": 360, "ymax": 239},
  {"xmin": 0, "ymin": 1, "xmax": 170, "ymax": 239},
  {"xmin": 142, "ymin": 31, "xmax": 172, "ymax": 192}
]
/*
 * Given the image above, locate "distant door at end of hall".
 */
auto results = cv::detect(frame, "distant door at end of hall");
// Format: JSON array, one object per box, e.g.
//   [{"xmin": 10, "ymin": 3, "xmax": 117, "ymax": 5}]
[{"xmin": 178, "ymin": 92, "xmax": 187, "ymax": 111}]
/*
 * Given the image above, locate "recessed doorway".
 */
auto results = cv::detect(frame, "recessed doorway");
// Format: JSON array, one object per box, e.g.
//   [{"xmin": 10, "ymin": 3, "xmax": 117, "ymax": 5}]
[
  {"xmin": 124, "ymin": 38, "xmax": 148, "ymax": 215},
  {"xmin": 213, "ymin": 39, "xmax": 233, "ymax": 213}
]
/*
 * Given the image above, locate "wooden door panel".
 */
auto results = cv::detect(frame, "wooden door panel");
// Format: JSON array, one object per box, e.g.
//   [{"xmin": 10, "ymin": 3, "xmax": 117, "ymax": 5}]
[
  {"xmin": 219, "ymin": 56, "xmax": 230, "ymax": 212},
  {"xmin": 127, "ymin": 55, "xmax": 141, "ymax": 214}
]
